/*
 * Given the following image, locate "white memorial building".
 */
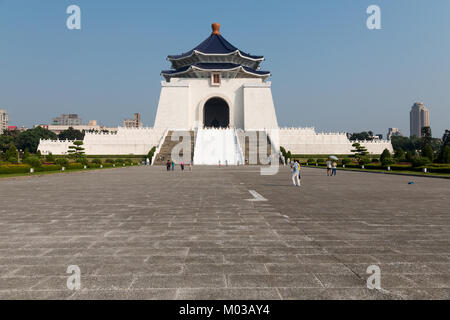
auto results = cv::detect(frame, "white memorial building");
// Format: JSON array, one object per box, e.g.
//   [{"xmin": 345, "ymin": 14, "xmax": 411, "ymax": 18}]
[{"xmin": 39, "ymin": 23, "xmax": 393, "ymax": 163}]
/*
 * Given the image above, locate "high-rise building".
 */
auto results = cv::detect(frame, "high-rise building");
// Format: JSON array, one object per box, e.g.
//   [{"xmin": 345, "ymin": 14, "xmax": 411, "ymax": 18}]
[
  {"xmin": 52, "ymin": 114, "xmax": 82, "ymax": 126},
  {"xmin": 410, "ymin": 102, "xmax": 430, "ymax": 137},
  {"xmin": 0, "ymin": 109, "xmax": 8, "ymax": 134},
  {"xmin": 388, "ymin": 128, "xmax": 402, "ymax": 140},
  {"xmin": 123, "ymin": 113, "xmax": 142, "ymax": 128}
]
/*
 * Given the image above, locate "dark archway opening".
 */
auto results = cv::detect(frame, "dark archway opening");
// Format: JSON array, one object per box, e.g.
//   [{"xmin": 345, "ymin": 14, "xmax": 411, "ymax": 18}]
[{"xmin": 203, "ymin": 98, "xmax": 230, "ymax": 128}]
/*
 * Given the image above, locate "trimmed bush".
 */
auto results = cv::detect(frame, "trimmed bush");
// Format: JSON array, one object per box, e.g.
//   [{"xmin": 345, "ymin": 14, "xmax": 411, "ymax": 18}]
[
  {"xmin": 24, "ymin": 156, "xmax": 42, "ymax": 168},
  {"xmin": 91, "ymin": 158, "xmax": 102, "ymax": 165},
  {"xmin": 35, "ymin": 165, "xmax": 62, "ymax": 172},
  {"xmin": 55, "ymin": 158, "xmax": 69, "ymax": 167},
  {"xmin": 68, "ymin": 163, "xmax": 84, "ymax": 170},
  {"xmin": 45, "ymin": 153, "xmax": 56, "ymax": 163},
  {"xmin": 413, "ymin": 157, "xmax": 431, "ymax": 167},
  {"xmin": 359, "ymin": 157, "xmax": 371, "ymax": 165},
  {"xmin": 342, "ymin": 158, "xmax": 352, "ymax": 165},
  {"xmin": 307, "ymin": 158, "xmax": 315, "ymax": 164},
  {"xmin": 0, "ymin": 164, "xmax": 31, "ymax": 174},
  {"xmin": 105, "ymin": 159, "xmax": 114, "ymax": 164}
]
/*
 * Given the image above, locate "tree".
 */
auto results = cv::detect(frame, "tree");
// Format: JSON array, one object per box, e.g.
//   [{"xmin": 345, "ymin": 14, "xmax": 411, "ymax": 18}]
[
  {"xmin": 380, "ymin": 149, "xmax": 394, "ymax": 166},
  {"xmin": 351, "ymin": 143, "xmax": 368, "ymax": 159},
  {"xmin": 441, "ymin": 145, "xmax": 450, "ymax": 164},
  {"xmin": 349, "ymin": 132, "xmax": 373, "ymax": 141},
  {"xmin": 405, "ymin": 151, "xmax": 414, "ymax": 162},
  {"xmin": 421, "ymin": 144, "xmax": 434, "ymax": 162},
  {"xmin": 394, "ymin": 147, "xmax": 405, "ymax": 161},
  {"xmin": 437, "ymin": 130, "xmax": 450, "ymax": 163},
  {"xmin": 5, "ymin": 144, "xmax": 18, "ymax": 163},
  {"xmin": 58, "ymin": 127, "xmax": 85, "ymax": 141},
  {"xmin": 68, "ymin": 140, "xmax": 85, "ymax": 162},
  {"xmin": 147, "ymin": 146, "xmax": 156, "ymax": 164},
  {"xmin": 16, "ymin": 127, "xmax": 57, "ymax": 153},
  {"xmin": 421, "ymin": 126, "xmax": 432, "ymax": 145}
]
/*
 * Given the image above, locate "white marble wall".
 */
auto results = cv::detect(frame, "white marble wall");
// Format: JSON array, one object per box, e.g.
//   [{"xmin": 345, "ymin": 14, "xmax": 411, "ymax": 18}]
[
  {"xmin": 279, "ymin": 128, "xmax": 393, "ymax": 155},
  {"xmin": 38, "ymin": 127, "xmax": 165, "ymax": 156}
]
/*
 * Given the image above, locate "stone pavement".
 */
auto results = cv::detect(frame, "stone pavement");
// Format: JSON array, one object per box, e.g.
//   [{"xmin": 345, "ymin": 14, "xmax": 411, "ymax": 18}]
[{"xmin": 0, "ymin": 166, "xmax": 448, "ymax": 300}]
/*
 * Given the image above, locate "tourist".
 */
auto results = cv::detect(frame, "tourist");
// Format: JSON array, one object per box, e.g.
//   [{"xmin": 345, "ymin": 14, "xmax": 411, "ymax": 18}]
[
  {"xmin": 326, "ymin": 159, "xmax": 332, "ymax": 176},
  {"xmin": 171, "ymin": 161, "xmax": 175, "ymax": 171},
  {"xmin": 332, "ymin": 161, "xmax": 337, "ymax": 176},
  {"xmin": 166, "ymin": 160, "xmax": 171, "ymax": 171},
  {"xmin": 219, "ymin": 160, "xmax": 221, "ymax": 167},
  {"xmin": 291, "ymin": 159, "xmax": 301, "ymax": 187},
  {"xmin": 181, "ymin": 160, "xmax": 185, "ymax": 171},
  {"xmin": 146, "ymin": 158, "xmax": 150, "ymax": 166},
  {"xmin": 189, "ymin": 161, "xmax": 192, "ymax": 172}
]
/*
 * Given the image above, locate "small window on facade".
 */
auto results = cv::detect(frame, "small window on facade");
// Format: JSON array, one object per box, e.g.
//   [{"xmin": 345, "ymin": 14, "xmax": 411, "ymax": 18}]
[{"xmin": 211, "ymin": 73, "xmax": 221, "ymax": 86}]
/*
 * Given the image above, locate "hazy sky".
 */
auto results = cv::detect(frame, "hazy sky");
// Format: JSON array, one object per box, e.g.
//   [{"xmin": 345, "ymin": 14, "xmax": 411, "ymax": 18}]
[{"xmin": 1, "ymin": 0, "xmax": 449, "ymax": 137}]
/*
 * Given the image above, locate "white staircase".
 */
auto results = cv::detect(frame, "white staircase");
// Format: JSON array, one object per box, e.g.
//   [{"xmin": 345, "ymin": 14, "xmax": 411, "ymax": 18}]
[{"xmin": 193, "ymin": 128, "xmax": 244, "ymax": 165}]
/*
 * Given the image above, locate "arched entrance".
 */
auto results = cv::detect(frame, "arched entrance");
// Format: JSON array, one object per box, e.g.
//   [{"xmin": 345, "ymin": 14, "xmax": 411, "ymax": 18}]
[{"xmin": 203, "ymin": 97, "xmax": 230, "ymax": 128}]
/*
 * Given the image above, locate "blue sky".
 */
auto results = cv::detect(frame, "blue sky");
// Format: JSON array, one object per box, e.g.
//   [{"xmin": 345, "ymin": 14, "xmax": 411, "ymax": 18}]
[{"xmin": 0, "ymin": 0, "xmax": 449, "ymax": 138}]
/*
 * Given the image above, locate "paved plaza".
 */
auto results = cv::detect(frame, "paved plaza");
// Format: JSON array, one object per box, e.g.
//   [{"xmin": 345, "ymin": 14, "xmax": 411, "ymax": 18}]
[{"xmin": 0, "ymin": 166, "xmax": 449, "ymax": 300}]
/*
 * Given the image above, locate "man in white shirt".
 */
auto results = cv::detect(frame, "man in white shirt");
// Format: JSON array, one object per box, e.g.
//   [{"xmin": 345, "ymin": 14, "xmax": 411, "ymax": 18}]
[{"xmin": 292, "ymin": 160, "xmax": 301, "ymax": 187}]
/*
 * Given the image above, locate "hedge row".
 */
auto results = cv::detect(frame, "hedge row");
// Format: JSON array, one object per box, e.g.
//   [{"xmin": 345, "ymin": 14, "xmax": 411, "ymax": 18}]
[
  {"xmin": 0, "ymin": 162, "xmax": 137, "ymax": 175},
  {"xmin": 303, "ymin": 163, "xmax": 450, "ymax": 174}
]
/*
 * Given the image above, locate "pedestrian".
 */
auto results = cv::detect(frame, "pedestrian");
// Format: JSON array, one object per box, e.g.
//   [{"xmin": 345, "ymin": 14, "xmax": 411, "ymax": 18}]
[
  {"xmin": 332, "ymin": 161, "xmax": 337, "ymax": 176},
  {"xmin": 225, "ymin": 160, "xmax": 228, "ymax": 167},
  {"xmin": 181, "ymin": 161, "xmax": 185, "ymax": 171},
  {"xmin": 326, "ymin": 159, "xmax": 332, "ymax": 176},
  {"xmin": 219, "ymin": 160, "xmax": 221, "ymax": 167},
  {"xmin": 166, "ymin": 160, "xmax": 171, "ymax": 171},
  {"xmin": 146, "ymin": 158, "xmax": 150, "ymax": 166},
  {"xmin": 171, "ymin": 161, "xmax": 175, "ymax": 171},
  {"xmin": 189, "ymin": 161, "xmax": 192, "ymax": 172},
  {"xmin": 291, "ymin": 159, "xmax": 301, "ymax": 187}
]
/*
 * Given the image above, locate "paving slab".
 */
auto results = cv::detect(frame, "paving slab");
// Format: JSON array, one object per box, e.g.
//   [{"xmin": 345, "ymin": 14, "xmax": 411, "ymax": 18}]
[{"xmin": 0, "ymin": 166, "xmax": 449, "ymax": 299}]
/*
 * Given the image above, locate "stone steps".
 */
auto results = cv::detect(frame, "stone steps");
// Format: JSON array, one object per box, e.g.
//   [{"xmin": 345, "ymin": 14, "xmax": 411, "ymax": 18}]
[{"xmin": 153, "ymin": 131, "xmax": 195, "ymax": 165}]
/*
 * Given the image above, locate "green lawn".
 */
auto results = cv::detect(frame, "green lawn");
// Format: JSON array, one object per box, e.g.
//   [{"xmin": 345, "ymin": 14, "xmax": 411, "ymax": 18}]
[{"xmin": 306, "ymin": 165, "xmax": 450, "ymax": 178}]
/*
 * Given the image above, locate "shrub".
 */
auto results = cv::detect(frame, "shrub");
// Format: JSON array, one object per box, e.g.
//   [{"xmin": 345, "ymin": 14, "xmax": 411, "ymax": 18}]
[
  {"xmin": 78, "ymin": 157, "xmax": 89, "ymax": 166},
  {"xmin": 24, "ymin": 156, "xmax": 42, "ymax": 168},
  {"xmin": 405, "ymin": 151, "xmax": 414, "ymax": 162},
  {"xmin": 68, "ymin": 163, "xmax": 84, "ymax": 170},
  {"xmin": 115, "ymin": 158, "xmax": 124, "ymax": 164},
  {"xmin": 413, "ymin": 157, "xmax": 431, "ymax": 167},
  {"xmin": 342, "ymin": 158, "xmax": 352, "ymax": 165},
  {"xmin": 307, "ymin": 158, "xmax": 315, "ymax": 164},
  {"xmin": 359, "ymin": 157, "xmax": 371, "ymax": 165},
  {"xmin": 0, "ymin": 164, "xmax": 31, "ymax": 174},
  {"xmin": 371, "ymin": 158, "xmax": 379, "ymax": 163},
  {"xmin": 35, "ymin": 165, "xmax": 61, "ymax": 172},
  {"xmin": 45, "ymin": 153, "xmax": 55, "ymax": 163},
  {"xmin": 55, "ymin": 158, "xmax": 69, "ymax": 167},
  {"xmin": 105, "ymin": 159, "xmax": 114, "ymax": 164},
  {"xmin": 91, "ymin": 158, "xmax": 102, "ymax": 165}
]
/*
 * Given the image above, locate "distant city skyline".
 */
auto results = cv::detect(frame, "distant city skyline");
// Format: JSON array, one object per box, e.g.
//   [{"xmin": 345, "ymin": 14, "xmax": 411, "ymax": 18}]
[{"xmin": 1, "ymin": 0, "xmax": 449, "ymax": 137}]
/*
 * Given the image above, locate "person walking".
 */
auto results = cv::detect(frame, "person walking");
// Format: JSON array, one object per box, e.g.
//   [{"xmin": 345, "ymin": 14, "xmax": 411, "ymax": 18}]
[
  {"xmin": 326, "ymin": 159, "xmax": 332, "ymax": 176},
  {"xmin": 189, "ymin": 161, "xmax": 192, "ymax": 172},
  {"xmin": 332, "ymin": 161, "xmax": 337, "ymax": 176},
  {"xmin": 291, "ymin": 159, "xmax": 301, "ymax": 187},
  {"xmin": 180, "ymin": 161, "xmax": 185, "ymax": 171},
  {"xmin": 166, "ymin": 160, "xmax": 171, "ymax": 171},
  {"xmin": 171, "ymin": 161, "xmax": 175, "ymax": 171}
]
